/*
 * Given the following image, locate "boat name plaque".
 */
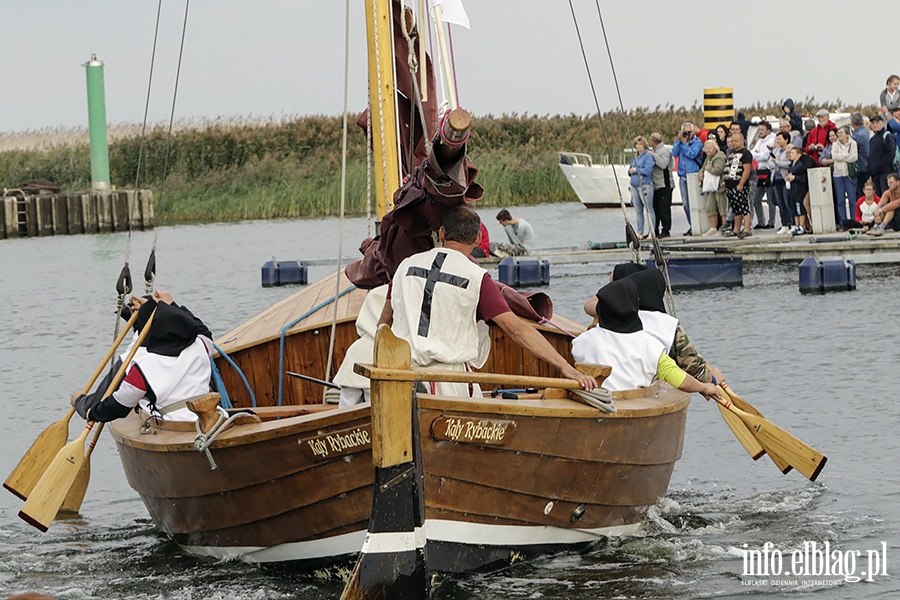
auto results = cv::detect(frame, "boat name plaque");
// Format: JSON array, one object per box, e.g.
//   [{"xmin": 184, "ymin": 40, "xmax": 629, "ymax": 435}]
[
  {"xmin": 300, "ymin": 424, "xmax": 372, "ymax": 460},
  {"xmin": 431, "ymin": 416, "xmax": 516, "ymax": 446}
]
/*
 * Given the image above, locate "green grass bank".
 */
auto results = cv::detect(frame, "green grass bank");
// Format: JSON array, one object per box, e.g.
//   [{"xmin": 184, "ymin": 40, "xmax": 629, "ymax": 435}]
[{"xmin": 0, "ymin": 100, "xmax": 872, "ymax": 225}]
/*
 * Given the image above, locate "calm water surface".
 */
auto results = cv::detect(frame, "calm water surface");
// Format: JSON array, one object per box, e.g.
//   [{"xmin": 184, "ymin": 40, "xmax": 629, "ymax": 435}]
[{"xmin": 1, "ymin": 203, "xmax": 898, "ymax": 599}]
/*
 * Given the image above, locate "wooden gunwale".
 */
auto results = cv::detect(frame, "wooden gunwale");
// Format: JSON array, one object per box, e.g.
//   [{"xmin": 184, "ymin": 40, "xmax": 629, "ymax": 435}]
[
  {"xmin": 109, "ymin": 404, "xmax": 367, "ymax": 452},
  {"xmin": 417, "ymin": 386, "xmax": 689, "ymax": 419}
]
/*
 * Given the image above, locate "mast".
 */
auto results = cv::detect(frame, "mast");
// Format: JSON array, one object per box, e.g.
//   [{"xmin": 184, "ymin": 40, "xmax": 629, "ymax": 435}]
[{"xmin": 364, "ymin": 0, "xmax": 402, "ymax": 224}]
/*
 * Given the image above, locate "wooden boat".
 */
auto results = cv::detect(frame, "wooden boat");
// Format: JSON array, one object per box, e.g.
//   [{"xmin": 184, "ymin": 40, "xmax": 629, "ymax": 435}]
[
  {"xmin": 107, "ymin": 270, "xmax": 690, "ymax": 570},
  {"xmin": 103, "ymin": 0, "xmax": 692, "ymax": 575}
]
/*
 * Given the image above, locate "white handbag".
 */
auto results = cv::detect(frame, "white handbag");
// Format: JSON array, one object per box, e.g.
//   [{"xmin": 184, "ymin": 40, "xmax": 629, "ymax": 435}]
[{"xmin": 701, "ymin": 173, "xmax": 720, "ymax": 194}]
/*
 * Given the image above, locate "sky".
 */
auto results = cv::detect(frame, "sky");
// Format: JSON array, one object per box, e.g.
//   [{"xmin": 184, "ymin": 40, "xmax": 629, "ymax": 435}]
[{"xmin": 0, "ymin": 0, "xmax": 894, "ymax": 134}]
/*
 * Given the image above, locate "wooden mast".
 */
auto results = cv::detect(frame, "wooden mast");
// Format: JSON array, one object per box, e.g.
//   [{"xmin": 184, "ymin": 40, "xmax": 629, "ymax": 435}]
[{"xmin": 363, "ymin": 0, "xmax": 401, "ymax": 223}]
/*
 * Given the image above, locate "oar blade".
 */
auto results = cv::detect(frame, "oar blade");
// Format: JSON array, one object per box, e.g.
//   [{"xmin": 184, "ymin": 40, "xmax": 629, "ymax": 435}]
[
  {"xmin": 719, "ymin": 400, "xmax": 827, "ymax": 482},
  {"xmin": 4, "ymin": 414, "xmax": 71, "ymax": 501},
  {"xmin": 59, "ymin": 459, "xmax": 91, "ymax": 514},
  {"xmin": 18, "ymin": 436, "xmax": 88, "ymax": 532},
  {"xmin": 716, "ymin": 402, "xmax": 765, "ymax": 460},
  {"xmin": 721, "ymin": 387, "xmax": 792, "ymax": 474},
  {"xmin": 747, "ymin": 417, "xmax": 827, "ymax": 482}
]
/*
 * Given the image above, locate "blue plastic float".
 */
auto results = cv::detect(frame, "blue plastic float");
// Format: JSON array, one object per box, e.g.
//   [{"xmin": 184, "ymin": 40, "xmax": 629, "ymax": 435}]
[{"xmin": 798, "ymin": 257, "xmax": 856, "ymax": 293}]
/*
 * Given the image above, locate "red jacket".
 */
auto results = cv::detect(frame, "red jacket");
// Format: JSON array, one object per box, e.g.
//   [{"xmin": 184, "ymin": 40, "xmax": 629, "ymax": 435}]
[{"xmin": 805, "ymin": 120, "xmax": 836, "ymax": 166}]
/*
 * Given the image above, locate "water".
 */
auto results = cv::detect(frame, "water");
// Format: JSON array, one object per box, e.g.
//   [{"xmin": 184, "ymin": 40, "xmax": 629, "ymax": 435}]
[{"xmin": 1, "ymin": 203, "xmax": 898, "ymax": 599}]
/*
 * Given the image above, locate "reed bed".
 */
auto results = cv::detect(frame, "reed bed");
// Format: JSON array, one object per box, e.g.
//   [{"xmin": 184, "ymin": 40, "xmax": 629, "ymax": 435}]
[{"xmin": 0, "ymin": 99, "xmax": 873, "ymax": 224}]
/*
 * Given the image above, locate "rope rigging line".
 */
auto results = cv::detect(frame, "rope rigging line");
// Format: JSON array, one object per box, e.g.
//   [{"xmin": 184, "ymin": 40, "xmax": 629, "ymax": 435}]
[
  {"xmin": 564, "ymin": 0, "xmax": 638, "ymax": 263},
  {"xmin": 322, "ymin": 0, "xmax": 355, "ymax": 400},
  {"xmin": 277, "ymin": 285, "xmax": 357, "ymax": 406},
  {"xmin": 591, "ymin": 0, "xmax": 678, "ymax": 314}
]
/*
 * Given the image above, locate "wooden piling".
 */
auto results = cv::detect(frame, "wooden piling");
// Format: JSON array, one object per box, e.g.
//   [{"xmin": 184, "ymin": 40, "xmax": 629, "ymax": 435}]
[
  {"xmin": 67, "ymin": 194, "xmax": 84, "ymax": 234},
  {"xmin": 1, "ymin": 197, "xmax": 17, "ymax": 239},
  {"xmin": 52, "ymin": 195, "xmax": 68, "ymax": 235},
  {"xmin": 25, "ymin": 197, "xmax": 38, "ymax": 237}
]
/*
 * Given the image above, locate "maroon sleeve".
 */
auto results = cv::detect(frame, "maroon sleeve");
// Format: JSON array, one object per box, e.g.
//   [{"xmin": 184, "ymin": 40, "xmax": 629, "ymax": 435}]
[{"xmin": 476, "ymin": 273, "xmax": 511, "ymax": 322}]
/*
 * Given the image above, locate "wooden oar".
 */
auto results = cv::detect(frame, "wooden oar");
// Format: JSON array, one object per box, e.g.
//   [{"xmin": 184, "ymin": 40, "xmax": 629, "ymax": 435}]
[
  {"xmin": 59, "ymin": 423, "xmax": 104, "ymax": 514},
  {"xmin": 720, "ymin": 384, "xmax": 792, "ymax": 474},
  {"xmin": 711, "ymin": 388, "xmax": 826, "ymax": 482},
  {"xmin": 354, "ymin": 363, "xmax": 592, "ymax": 390},
  {"xmin": 4, "ymin": 310, "xmax": 139, "ymax": 500},
  {"xmin": 716, "ymin": 402, "xmax": 766, "ymax": 460},
  {"xmin": 19, "ymin": 309, "xmax": 155, "ymax": 532}
]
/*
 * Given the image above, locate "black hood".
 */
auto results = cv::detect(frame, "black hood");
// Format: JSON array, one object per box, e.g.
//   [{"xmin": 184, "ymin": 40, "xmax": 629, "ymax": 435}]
[
  {"xmin": 135, "ymin": 299, "xmax": 199, "ymax": 357},
  {"xmin": 595, "ymin": 279, "xmax": 643, "ymax": 334},
  {"xmin": 611, "ymin": 262, "xmax": 647, "ymax": 282},
  {"xmin": 627, "ymin": 268, "xmax": 667, "ymax": 313}
]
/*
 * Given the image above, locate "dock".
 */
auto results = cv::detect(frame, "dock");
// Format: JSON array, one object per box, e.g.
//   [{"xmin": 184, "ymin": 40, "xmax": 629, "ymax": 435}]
[
  {"xmin": 483, "ymin": 229, "xmax": 900, "ymax": 267},
  {"xmin": 0, "ymin": 189, "xmax": 154, "ymax": 239}
]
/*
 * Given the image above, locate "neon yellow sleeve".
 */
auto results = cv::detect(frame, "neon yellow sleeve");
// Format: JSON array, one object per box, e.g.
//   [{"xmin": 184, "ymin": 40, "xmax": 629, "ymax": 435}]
[{"xmin": 657, "ymin": 353, "xmax": 687, "ymax": 388}]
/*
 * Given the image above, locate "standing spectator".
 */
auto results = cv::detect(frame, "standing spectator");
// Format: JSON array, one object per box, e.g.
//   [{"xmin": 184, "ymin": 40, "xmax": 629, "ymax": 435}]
[
  {"xmin": 830, "ymin": 126, "xmax": 859, "ymax": 229},
  {"xmin": 627, "ymin": 136, "xmax": 656, "ymax": 239},
  {"xmin": 805, "ymin": 109, "xmax": 837, "ymax": 166},
  {"xmin": 713, "ymin": 125, "xmax": 729, "ymax": 152},
  {"xmin": 868, "ymin": 114, "xmax": 897, "ymax": 196},
  {"xmin": 698, "ymin": 139, "xmax": 727, "ymax": 236},
  {"xmin": 735, "ymin": 112, "xmax": 751, "ymax": 139},
  {"xmin": 649, "ymin": 132, "xmax": 674, "ymax": 238},
  {"xmin": 879, "ymin": 74, "xmax": 900, "ymax": 118},
  {"xmin": 671, "ymin": 121, "xmax": 704, "ymax": 235},
  {"xmin": 886, "ymin": 107, "xmax": 900, "ymax": 148},
  {"xmin": 802, "ymin": 118, "xmax": 816, "ymax": 150},
  {"xmin": 851, "ymin": 112, "xmax": 871, "ymax": 199},
  {"xmin": 771, "ymin": 132, "xmax": 794, "ymax": 233},
  {"xmin": 722, "ymin": 132, "xmax": 753, "ymax": 239},
  {"xmin": 780, "ymin": 118, "xmax": 803, "ymax": 148},
  {"xmin": 785, "ymin": 145, "xmax": 815, "ymax": 235},
  {"xmin": 782, "ymin": 98, "xmax": 803, "ymax": 133},
  {"xmin": 749, "ymin": 120, "xmax": 777, "ymax": 229}
]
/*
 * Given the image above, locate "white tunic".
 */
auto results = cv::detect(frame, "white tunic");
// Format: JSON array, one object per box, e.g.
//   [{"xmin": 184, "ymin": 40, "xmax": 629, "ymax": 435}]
[
  {"xmin": 571, "ymin": 327, "xmax": 666, "ymax": 392},
  {"xmin": 334, "ymin": 285, "xmax": 389, "ymax": 406},
  {"xmin": 391, "ymin": 248, "xmax": 488, "ymax": 397},
  {"xmin": 639, "ymin": 309, "xmax": 678, "ymax": 353},
  {"xmin": 119, "ymin": 333, "xmax": 213, "ymax": 421}
]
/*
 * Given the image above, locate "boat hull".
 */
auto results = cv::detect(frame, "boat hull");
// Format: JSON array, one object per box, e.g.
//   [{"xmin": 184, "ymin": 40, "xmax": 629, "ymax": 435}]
[
  {"xmin": 558, "ymin": 154, "xmax": 683, "ymax": 209},
  {"xmin": 109, "ymin": 385, "xmax": 688, "ymax": 572}
]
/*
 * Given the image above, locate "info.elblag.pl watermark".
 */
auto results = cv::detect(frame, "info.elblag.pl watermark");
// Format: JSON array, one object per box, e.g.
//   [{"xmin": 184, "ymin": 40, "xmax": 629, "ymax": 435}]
[{"xmin": 740, "ymin": 541, "xmax": 888, "ymax": 586}]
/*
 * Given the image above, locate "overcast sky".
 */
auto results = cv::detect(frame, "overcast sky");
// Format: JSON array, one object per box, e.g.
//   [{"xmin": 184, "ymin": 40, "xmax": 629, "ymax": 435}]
[{"xmin": 1, "ymin": 0, "xmax": 893, "ymax": 133}]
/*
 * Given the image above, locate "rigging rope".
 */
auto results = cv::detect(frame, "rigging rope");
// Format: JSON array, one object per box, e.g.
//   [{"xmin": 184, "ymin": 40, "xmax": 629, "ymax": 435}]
[
  {"xmin": 322, "ymin": 0, "xmax": 355, "ymax": 400},
  {"xmin": 591, "ymin": 0, "xmax": 677, "ymax": 315},
  {"xmin": 565, "ymin": 0, "xmax": 638, "ymax": 264},
  {"xmin": 277, "ymin": 285, "xmax": 357, "ymax": 406}
]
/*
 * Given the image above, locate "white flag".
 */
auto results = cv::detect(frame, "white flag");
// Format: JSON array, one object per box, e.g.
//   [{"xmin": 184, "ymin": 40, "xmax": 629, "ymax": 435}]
[{"xmin": 430, "ymin": 0, "xmax": 470, "ymax": 30}]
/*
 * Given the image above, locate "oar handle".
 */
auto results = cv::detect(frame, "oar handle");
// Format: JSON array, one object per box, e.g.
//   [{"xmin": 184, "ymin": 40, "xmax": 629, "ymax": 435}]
[
  {"xmin": 81, "ymin": 310, "xmax": 140, "ymax": 395},
  {"xmin": 101, "ymin": 309, "xmax": 156, "ymax": 399},
  {"xmin": 81, "ymin": 308, "xmax": 156, "ymax": 430},
  {"xmin": 354, "ymin": 364, "xmax": 585, "ymax": 390}
]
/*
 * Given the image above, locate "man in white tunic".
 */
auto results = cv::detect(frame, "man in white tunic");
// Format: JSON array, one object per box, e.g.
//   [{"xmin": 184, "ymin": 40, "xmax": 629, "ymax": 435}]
[
  {"xmin": 379, "ymin": 206, "xmax": 596, "ymax": 396},
  {"xmin": 72, "ymin": 291, "xmax": 213, "ymax": 422},
  {"xmin": 572, "ymin": 278, "xmax": 722, "ymax": 399}
]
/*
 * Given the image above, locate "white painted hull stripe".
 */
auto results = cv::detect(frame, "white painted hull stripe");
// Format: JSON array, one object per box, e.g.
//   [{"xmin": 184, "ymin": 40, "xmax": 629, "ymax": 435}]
[
  {"xmin": 360, "ymin": 529, "xmax": 424, "ymax": 554},
  {"xmin": 178, "ymin": 520, "xmax": 640, "ymax": 563}
]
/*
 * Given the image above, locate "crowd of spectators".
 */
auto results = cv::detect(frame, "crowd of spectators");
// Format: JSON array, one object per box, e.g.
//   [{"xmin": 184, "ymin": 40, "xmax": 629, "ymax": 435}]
[{"xmin": 626, "ymin": 75, "xmax": 900, "ymax": 238}]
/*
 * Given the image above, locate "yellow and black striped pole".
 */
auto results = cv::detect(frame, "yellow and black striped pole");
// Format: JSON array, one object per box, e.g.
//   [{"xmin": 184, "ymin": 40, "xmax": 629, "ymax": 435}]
[{"xmin": 703, "ymin": 87, "xmax": 734, "ymax": 130}]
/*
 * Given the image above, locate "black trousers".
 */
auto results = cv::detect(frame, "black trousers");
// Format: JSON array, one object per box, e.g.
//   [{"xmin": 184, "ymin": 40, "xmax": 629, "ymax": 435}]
[{"xmin": 653, "ymin": 187, "xmax": 673, "ymax": 235}]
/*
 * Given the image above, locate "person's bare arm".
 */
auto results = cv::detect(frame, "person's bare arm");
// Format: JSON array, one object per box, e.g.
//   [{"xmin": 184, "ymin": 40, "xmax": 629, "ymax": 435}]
[{"xmin": 491, "ymin": 312, "xmax": 596, "ymax": 390}]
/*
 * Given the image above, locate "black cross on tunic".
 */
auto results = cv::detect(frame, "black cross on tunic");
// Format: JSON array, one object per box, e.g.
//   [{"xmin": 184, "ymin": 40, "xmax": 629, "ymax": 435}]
[{"xmin": 405, "ymin": 251, "xmax": 470, "ymax": 337}]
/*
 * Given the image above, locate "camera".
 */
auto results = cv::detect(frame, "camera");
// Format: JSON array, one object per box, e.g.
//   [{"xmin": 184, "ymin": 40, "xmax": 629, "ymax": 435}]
[{"xmin": 682, "ymin": 131, "xmax": 690, "ymax": 138}]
